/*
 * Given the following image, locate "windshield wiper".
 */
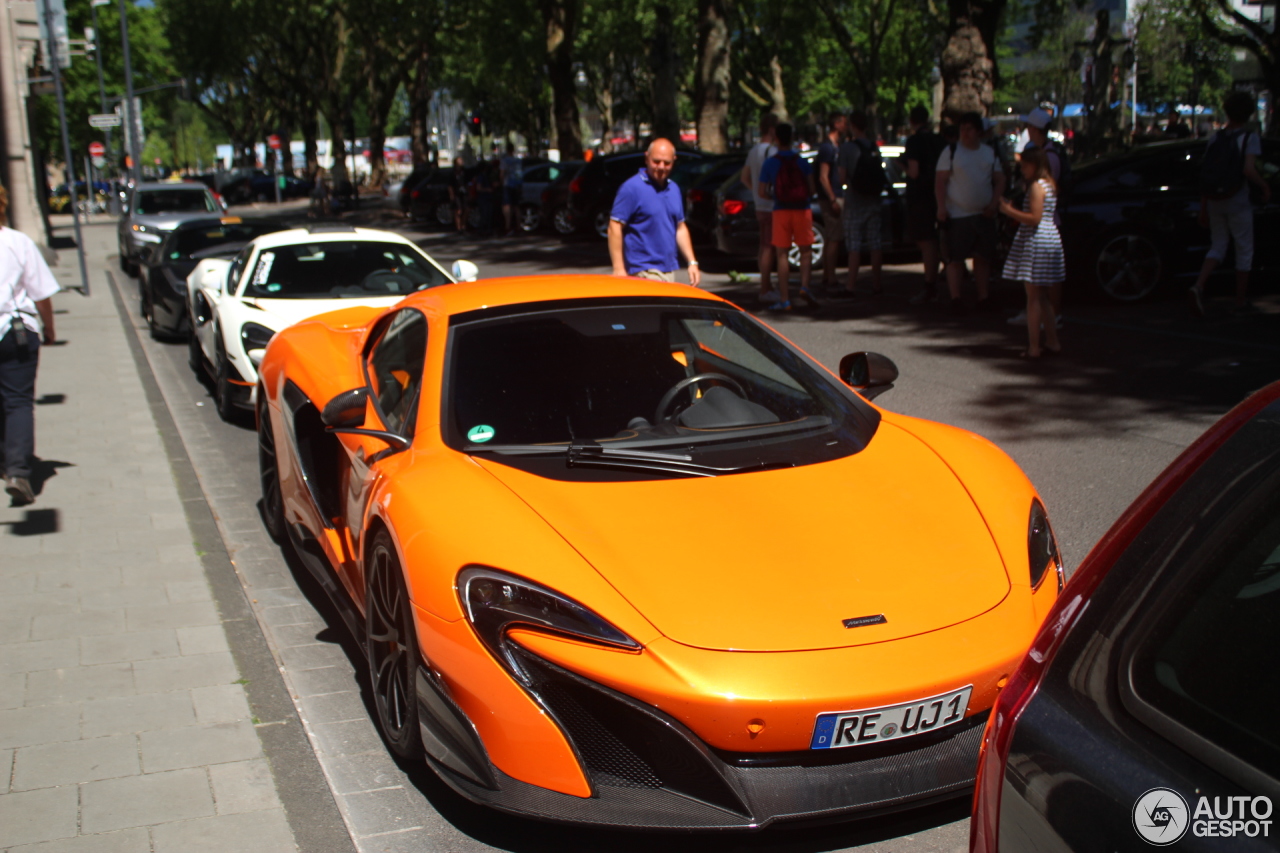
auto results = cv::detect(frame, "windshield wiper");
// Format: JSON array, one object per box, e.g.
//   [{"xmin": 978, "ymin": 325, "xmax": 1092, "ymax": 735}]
[{"xmin": 472, "ymin": 441, "xmax": 794, "ymax": 478}]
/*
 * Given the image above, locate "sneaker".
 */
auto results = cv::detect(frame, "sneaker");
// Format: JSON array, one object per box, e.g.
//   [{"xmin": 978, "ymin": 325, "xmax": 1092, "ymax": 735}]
[
  {"xmin": 910, "ymin": 285, "xmax": 937, "ymax": 306},
  {"xmin": 1006, "ymin": 310, "xmax": 1027, "ymax": 325},
  {"xmin": 766, "ymin": 300, "xmax": 792, "ymax": 313},
  {"xmin": 5, "ymin": 476, "xmax": 34, "ymax": 506},
  {"xmin": 798, "ymin": 287, "xmax": 821, "ymax": 307},
  {"xmin": 1188, "ymin": 286, "xmax": 1206, "ymax": 317},
  {"xmin": 759, "ymin": 290, "xmax": 784, "ymax": 305},
  {"xmin": 1055, "ymin": 314, "xmax": 1064, "ymax": 329}
]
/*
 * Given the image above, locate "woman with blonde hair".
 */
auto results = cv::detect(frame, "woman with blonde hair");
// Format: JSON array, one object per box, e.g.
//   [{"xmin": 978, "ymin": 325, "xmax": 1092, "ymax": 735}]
[
  {"xmin": 999, "ymin": 147, "xmax": 1064, "ymax": 358},
  {"xmin": 0, "ymin": 184, "xmax": 60, "ymax": 504}
]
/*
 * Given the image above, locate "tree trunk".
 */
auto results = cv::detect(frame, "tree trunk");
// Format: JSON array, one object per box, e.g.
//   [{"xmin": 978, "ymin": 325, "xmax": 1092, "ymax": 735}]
[
  {"xmin": 302, "ymin": 112, "xmax": 319, "ymax": 180},
  {"xmin": 542, "ymin": 0, "xmax": 583, "ymax": 157},
  {"xmin": 766, "ymin": 55, "xmax": 788, "ymax": 122},
  {"xmin": 280, "ymin": 126, "xmax": 294, "ymax": 175},
  {"xmin": 650, "ymin": 3, "xmax": 681, "ymax": 142},
  {"xmin": 941, "ymin": 0, "xmax": 1003, "ymax": 119},
  {"xmin": 409, "ymin": 50, "xmax": 432, "ymax": 166},
  {"xmin": 328, "ymin": 117, "xmax": 348, "ymax": 184},
  {"xmin": 694, "ymin": 0, "xmax": 731, "ymax": 153}
]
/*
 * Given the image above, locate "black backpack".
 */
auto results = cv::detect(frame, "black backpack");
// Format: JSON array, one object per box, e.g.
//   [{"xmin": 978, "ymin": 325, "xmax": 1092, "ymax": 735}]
[
  {"xmin": 850, "ymin": 139, "xmax": 888, "ymax": 197},
  {"xmin": 1198, "ymin": 130, "xmax": 1250, "ymax": 200}
]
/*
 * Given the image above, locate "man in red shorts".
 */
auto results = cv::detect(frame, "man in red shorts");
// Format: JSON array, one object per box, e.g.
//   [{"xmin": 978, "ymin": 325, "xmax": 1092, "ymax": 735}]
[{"xmin": 757, "ymin": 123, "xmax": 817, "ymax": 312}]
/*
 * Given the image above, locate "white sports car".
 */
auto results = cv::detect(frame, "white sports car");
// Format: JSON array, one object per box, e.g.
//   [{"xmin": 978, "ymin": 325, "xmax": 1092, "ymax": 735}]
[{"xmin": 186, "ymin": 223, "xmax": 476, "ymax": 419}]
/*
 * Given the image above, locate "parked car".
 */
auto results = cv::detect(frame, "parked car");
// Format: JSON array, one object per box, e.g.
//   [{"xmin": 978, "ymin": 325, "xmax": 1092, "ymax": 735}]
[
  {"xmin": 258, "ymin": 271, "xmax": 1061, "ymax": 829},
  {"xmin": 713, "ymin": 146, "xmax": 910, "ymax": 269},
  {"xmin": 517, "ymin": 160, "xmax": 583, "ymax": 232},
  {"xmin": 1063, "ymin": 137, "xmax": 1280, "ymax": 302},
  {"xmin": 186, "ymin": 223, "xmax": 475, "ymax": 420},
  {"xmin": 564, "ymin": 149, "xmax": 718, "ymax": 239},
  {"xmin": 406, "ymin": 167, "xmax": 466, "ymax": 227},
  {"xmin": 117, "ymin": 182, "xmax": 227, "ymax": 277},
  {"xmin": 541, "ymin": 162, "xmax": 586, "ymax": 236},
  {"xmin": 685, "ymin": 154, "xmax": 746, "ymax": 245},
  {"xmin": 398, "ymin": 164, "xmax": 437, "ymax": 213},
  {"xmin": 137, "ymin": 216, "xmax": 286, "ymax": 339},
  {"xmin": 220, "ymin": 171, "xmax": 313, "ymax": 204},
  {"xmin": 972, "ymin": 379, "xmax": 1280, "ymax": 852}
]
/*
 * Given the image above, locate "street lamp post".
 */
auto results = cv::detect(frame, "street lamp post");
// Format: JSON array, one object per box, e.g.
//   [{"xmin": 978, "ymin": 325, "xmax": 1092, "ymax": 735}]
[
  {"xmin": 88, "ymin": 0, "xmax": 112, "ymax": 181},
  {"xmin": 118, "ymin": 0, "xmax": 141, "ymax": 187},
  {"xmin": 39, "ymin": 0, "xmax": 90, "ymax": 294}
]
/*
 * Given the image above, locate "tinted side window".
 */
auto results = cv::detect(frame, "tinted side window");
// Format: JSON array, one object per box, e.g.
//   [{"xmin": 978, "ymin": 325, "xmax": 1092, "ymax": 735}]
[
  {"xmin": 228, "ymin": 246, "xmax": 252, "ymax": 293},
  {"xmin": 366, "ymin": 310, "xmax": 427, "ymax": 436},
  {"xmin": 1130, "ymin": 470, "xmax": 1280, "ymax": 778}
]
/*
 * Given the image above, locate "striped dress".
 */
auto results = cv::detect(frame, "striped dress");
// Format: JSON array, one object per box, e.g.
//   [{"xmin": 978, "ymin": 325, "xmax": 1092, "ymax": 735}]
[{"xmin": 1002, "ymin": 179, "xmax": 1065, "ymax": 286}]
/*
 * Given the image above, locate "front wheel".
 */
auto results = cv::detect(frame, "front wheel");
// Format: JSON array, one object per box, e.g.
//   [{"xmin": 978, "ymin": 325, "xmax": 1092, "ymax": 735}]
[
  {"xmin": 257, "ymin": 394, "xmax": 286, "ymax": 543},
  {"xmin": 188, "ymin": 326, "xmax": 204, "ymax": 373},
  {"xmin": 1093, "ymin": 232, "xmax": 1165, "ymax": 302},
  {"xmin": 519, "ymin": 203, "xmax": 541, "ymax": 232},
  {"xmin": 593, "ymin": 211, "xmax": 610, "ymax": 240},
  {"xmin": 552, "ymin": 207, "xmax": 575, "ymax": 236},
  {"xmin": 213, "ymin": 337, "xmax": 238, "ymax": 422},
  {"xmin": 366, "ymin": 530, "xmax": 422, "ymax": 759},
  {"xmin": 435, "ymin": 202, "xmax": 453, "ymax": 227}
]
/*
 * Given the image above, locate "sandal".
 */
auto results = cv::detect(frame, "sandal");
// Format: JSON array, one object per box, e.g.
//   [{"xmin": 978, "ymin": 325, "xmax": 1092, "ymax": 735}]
[{"xmin": 1019, "ymin": 350, "xmax": 1042, "ymax": 359}]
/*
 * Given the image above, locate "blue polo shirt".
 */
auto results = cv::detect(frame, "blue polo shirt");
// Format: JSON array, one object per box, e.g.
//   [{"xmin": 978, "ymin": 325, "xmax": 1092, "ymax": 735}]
[{"xmin": 610, "ymin": 168, "xmax": 685, "ymax": 274}]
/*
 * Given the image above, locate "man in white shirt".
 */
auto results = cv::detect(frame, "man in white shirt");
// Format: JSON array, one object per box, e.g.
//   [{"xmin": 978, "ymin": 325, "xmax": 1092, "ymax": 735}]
[
  {"xmin": 741, "ymin": 114, "xmax": 778, "ymax": 300},
  {"xmin": 936, "ymin": 112, "xmax": 1005, "ymax": 313},
  {"xmin": 0, "ymin": 186, "xmax": 60, "ymax": 504}
]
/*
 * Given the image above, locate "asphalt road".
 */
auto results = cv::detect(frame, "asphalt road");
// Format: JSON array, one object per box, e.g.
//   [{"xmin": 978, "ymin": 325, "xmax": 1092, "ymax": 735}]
[{"xmin": 111, "ymin": 209, "xmax": 1280, "ymax": 853}]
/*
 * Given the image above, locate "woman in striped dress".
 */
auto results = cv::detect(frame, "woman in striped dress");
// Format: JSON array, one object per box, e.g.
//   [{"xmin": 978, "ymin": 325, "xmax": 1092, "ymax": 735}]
[{"xmin": 999, "ymin": 148, "xmax": 1064, "ymax": 358}]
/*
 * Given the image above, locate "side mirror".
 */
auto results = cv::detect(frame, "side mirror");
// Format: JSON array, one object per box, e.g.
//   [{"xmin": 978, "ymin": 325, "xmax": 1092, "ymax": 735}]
[
  {"xmin": 838, "ymin": 352, "xmax": 899, "ymax": 400},
  {"xmin": 451, "ymin": 260, "xmax": 479, "ymax": 282},
  {"xmin": 321, "ymin": 387, "xmax": 368, "ymax": 428}
]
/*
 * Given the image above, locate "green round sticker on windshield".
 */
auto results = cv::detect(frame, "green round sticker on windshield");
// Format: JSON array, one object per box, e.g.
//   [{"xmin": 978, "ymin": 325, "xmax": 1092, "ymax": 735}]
[{"xmin": 467, "ymin": 425, "xmax": 495, "ymax": 443}]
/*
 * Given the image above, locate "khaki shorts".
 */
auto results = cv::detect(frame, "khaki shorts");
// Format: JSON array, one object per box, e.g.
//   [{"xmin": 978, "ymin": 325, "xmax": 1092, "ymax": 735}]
[
  {"xmin": 821, "ymin": 202, "xmax": 842, "ymax": 244},
  {"xmin": 633, "ymin": 269, "xmax": 676, "ymax": 282}
]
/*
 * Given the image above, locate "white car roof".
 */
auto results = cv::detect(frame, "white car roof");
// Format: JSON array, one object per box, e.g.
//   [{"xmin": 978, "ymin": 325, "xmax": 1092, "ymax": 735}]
[{"xmin": 248, "ymin": 225, "xmax": 421, "ymax": 251}]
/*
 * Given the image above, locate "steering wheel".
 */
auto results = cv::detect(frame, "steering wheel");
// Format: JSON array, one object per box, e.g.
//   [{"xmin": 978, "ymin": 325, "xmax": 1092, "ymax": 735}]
[
  {"xmin": 654, "ymin": 373, "xmax": 747, "ymax": 425},
  {"xmin": 359, "ymin": 269, "xmax": 408, "ymax": 292}
]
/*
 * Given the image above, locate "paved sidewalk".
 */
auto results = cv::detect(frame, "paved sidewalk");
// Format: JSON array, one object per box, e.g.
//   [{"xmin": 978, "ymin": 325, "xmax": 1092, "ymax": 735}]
[{"xmin": 0, "ymin": 237, "xmax": 303, "ymax": 851}]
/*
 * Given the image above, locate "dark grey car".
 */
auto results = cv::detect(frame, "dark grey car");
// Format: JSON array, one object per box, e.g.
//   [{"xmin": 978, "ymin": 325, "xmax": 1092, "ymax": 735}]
[{"xmin": 116, "ymin": 182, "xmax": 225, "ymax": 276}]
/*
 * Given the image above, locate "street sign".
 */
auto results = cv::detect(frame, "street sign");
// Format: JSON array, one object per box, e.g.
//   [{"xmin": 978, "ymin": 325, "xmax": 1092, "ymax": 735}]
[
  {"xmin": 88, "ymin": 141, "xmax": 105, "ymax": 157},
  {"xmin": 89, "ymin": 113, "xmax": 121, "ymax": 128},
  {"xmin": 268, "ymin": 134, "xmax": 282, "ymax": 151},
  {"xmin": 36, "ymin": 0, "xmax": 71, "ymax": 70},
  {"xmin": 92, "ymin": 156, "xmax": 106, "ymax": 169}
]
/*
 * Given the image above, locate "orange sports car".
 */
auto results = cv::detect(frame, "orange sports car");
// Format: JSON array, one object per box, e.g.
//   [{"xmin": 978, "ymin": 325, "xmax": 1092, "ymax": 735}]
[{"xmin": 256, "ymin": 274, "xmax": 1062, "ymax": 829}]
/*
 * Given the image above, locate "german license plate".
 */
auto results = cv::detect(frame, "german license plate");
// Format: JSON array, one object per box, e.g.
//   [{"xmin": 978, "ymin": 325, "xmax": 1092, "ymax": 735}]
[{"xmin": 810, "ymin": 685, "xmax": 973, "ymax": 749}]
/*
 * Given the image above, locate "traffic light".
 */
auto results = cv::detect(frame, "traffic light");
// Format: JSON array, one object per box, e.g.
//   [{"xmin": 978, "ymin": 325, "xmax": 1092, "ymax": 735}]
[{"xmin": 469, "ymin": 114, "xmax": 482, "ymax": 133}]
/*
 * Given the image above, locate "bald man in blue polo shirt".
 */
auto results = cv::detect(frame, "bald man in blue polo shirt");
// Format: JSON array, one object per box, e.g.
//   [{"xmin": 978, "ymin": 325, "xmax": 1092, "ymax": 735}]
[{"xmin": 608, "ymin": 138, "xmax": 701, "ymax": 286}]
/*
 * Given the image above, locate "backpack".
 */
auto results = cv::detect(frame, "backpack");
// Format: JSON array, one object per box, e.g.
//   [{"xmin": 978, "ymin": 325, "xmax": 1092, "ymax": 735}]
[
  {"xmin": 1198, "ymin": 130, "xmax": 1250, "ymax": 200},
  {"xmin": 850, "ymin": 139, "xmax": 888, "ymax": 197},
  {"xmin": 774, "ymin": 154, "xmax": 810, "ymax": 206}
]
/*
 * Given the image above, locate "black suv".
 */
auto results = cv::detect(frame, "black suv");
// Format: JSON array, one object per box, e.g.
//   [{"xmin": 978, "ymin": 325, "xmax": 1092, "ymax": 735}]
[{"xmin": 564, "ymin": 150, "xmax": 719, "ymax": 239}]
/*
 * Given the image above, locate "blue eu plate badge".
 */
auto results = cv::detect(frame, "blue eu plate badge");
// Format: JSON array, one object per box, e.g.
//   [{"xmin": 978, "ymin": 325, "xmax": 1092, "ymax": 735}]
[{"xmin": 810, "ymin": 686, "xmax": 973, "ymax": 749}]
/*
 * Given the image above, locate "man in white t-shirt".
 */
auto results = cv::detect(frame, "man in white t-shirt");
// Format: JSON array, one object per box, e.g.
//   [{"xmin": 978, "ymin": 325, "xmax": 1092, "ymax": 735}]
[
  {"xmin": 1189, "ymin": 91, "xmax": 1271, "ymax": 316},
  {"xmin": 935, "ymin": 112, "xmax": 1005, "ymax": 313},
  {"xmin": 741, "ymin": 114, "xmax": 778, "ymax": 300},
  {"xmin": 0, "ymin": 186, "xmax": 60, "ymax": 505}
]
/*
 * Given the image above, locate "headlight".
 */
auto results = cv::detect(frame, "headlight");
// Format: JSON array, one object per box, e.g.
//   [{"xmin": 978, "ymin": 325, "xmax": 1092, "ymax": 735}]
[
  {"xmin": 458, "ymin": 567, "xmax": 639, "ymax": 683},
  {"xmin": 240, "ymin": 322, "xmax": 275, "ymax": 353},
  {"xmin": 1027, "ymin": 499, "xmax": 1061, "ymax": 590}
]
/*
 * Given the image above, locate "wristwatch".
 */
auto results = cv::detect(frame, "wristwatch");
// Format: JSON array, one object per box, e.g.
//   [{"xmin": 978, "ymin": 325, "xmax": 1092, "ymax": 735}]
[{"xmin": 688, "ymin": 261, "xmax": 699, "ymax": 267}]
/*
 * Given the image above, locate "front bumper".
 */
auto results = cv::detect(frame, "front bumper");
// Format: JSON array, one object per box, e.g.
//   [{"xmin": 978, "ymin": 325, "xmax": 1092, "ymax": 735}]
[{"xmin": 420, "ymin": 645, "xmax": 984, "ymax": 829}]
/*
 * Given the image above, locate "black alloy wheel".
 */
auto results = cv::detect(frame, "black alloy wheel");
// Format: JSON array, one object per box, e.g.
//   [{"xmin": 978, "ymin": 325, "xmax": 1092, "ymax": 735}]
[
  {"xmin": 519, "ymin": 203, "xmax": 541, "ymax": 232},
  {"xmin": 213, "ymin": 335, "xmax": 238, "ymax": 422},
  {"xmin": 143, "ymin": 281, "xmax": 163, "ymax": 340},
  {"xmin": 117, "ymin": 244, "xmax": 130, "ymax": 272},
  {"xmin": 435, "ymin": 202, "xmax": 453, "ymax": 227},
  {"xmin": 1094, "ymin": 232, "xmax": 1165, "ymax": 302},
  {"xmin": 552, "ymin": 207, "xmax": 575, "ymax": 236},
  {"xmin": 187, "ymin": 326, "xmax": 204, "ymax": 373},
  {"xmin": 366, "ymin": 530, "xmax": 422, "ymax": 759},
  {"xmin": 593, "ymin": 210, "xmax": 610, "ymax": 239},
  {"xmin": 257, "ymin": 394, "xmax": 286, "ymax": 543}
]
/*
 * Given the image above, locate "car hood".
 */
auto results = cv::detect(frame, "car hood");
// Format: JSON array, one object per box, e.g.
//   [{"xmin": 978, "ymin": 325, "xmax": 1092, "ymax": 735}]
[
  {"xmin": 231, "ymin": 295, "xmax": 406, "ymax": 333},
  {"xmin": 131, "ymin": 212, "xmax": 204, "ymax": 231},
  {"xmin": 474, "ymin": 421, "xmax": 1011, "ymax": 652}
]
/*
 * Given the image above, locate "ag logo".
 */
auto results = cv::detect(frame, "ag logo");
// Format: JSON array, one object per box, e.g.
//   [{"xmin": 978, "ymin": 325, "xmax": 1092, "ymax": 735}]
[{"xmin": 1133, "ymin": 787, "xmax": 1190, "ymax": 845}]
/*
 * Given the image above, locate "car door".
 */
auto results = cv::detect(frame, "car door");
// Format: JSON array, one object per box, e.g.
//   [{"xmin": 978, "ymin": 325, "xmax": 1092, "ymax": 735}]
[{"xmin": 337, "ymin": 308, "xmax": 428, "ymax": 599}]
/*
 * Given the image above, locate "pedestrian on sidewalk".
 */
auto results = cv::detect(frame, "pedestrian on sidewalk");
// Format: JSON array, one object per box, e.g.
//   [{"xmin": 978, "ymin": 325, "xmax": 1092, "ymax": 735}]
[
  {"xmin": 758, "ymin": 123, "xmax": 817, "ymax": 311},
  {"xmin": 936, "ymin": 112, "xmax": 1005, "ymax": 314},
  {"xmin": 1189, "ymin": 91, "xmax": 1271, "ymax": 316},
  {"xmin": 999, "ymin": 148, "xmax": 1063, "ymax": 359},
  {"xmin": 449, "ymin": 156, "xmax": 469, "ymax": 232},
  {"xmin": 1007, "ymin": 107, "xmax": 1068, "ymax": 330},
  {"xmin": 500, "ymin": 143, "xmax": 523, "ymax": 236},
  {"xmin": 838, "ymin": 111, "xmax": 887, "ymax": 297},
  {"xmin": 816, "ymin": 112, "xmax": 847, "ymax": 291},
  {"xmin": 904, "ymin": 106, "xmax": 944, "ymax": 304},
  {"xmin": 608, "ymin": 138, "xmax": 700, "ymax": 285},
  {"xmin": 0, "ymin": 186, "xmax": 59, "ymax": 505},
  {"xmin": 742, "ymin": 114, "xmax": 778, "ymax": 300}
]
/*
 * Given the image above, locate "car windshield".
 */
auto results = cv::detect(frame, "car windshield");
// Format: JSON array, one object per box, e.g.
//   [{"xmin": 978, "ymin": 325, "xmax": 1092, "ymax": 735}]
[
  {"xmin": 446, "ymin": 300, "xmax": 876, "ymax": 477},
  {"xmin": 173, "ymin": 223, "xmax": 278, "ymax": 259},
  {"xmin": 240, "ymin": 240, "xmax": 451, "ymax": 299},
  {"xmin": 134, "ymin": 189, "xmax": 214, "ymax": 215}
]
